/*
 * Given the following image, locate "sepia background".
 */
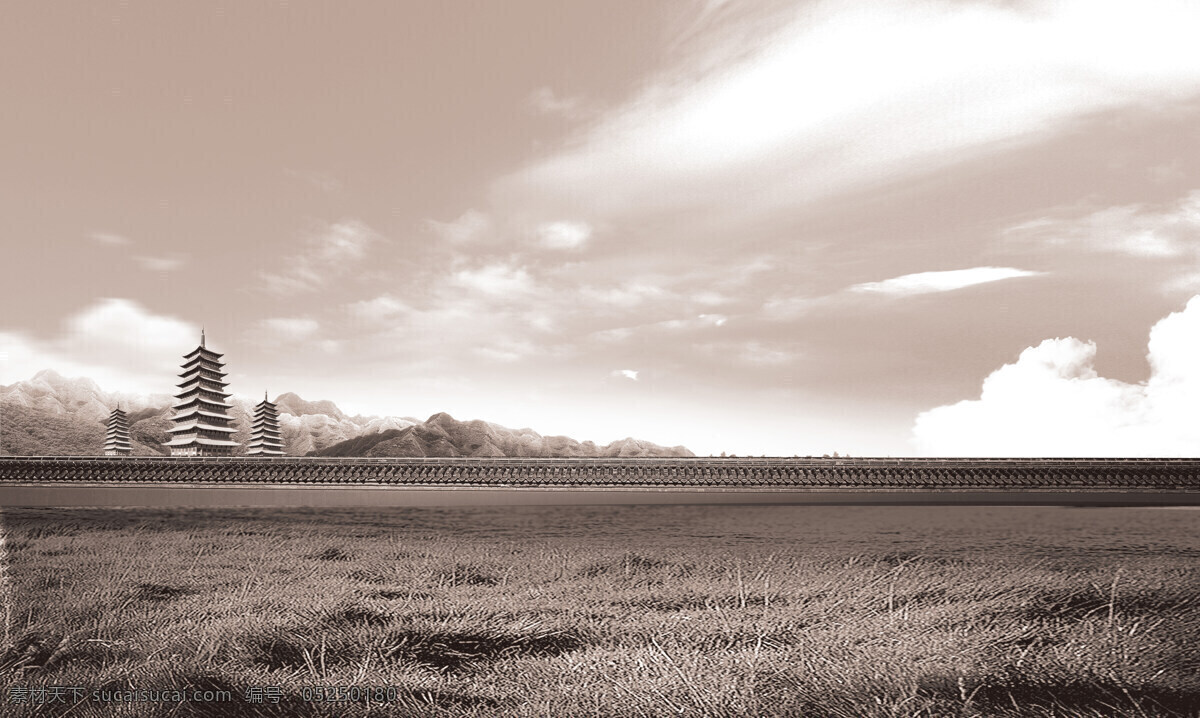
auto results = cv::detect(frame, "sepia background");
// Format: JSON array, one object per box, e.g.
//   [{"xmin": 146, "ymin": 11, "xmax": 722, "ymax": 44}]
[{"xmin": 4, "ymin": 0, "xmax": 1200, "ymax": 457}]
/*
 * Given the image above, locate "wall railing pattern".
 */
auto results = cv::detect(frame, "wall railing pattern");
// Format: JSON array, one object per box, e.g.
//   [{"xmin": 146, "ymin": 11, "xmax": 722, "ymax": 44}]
[{"xmin": 1, "ymin": 457, "xmax": 1199, "ymax": 489}]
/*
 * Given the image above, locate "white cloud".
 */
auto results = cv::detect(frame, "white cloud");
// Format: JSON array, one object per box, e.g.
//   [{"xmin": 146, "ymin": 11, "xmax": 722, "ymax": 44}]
[
  {"xmin": 89, "ymin": 231, "xmax": 131, "ymax": 246},
  {"xmin": 537, "ymin": 220, "xmax": 592, "ymax": 250},
  {"xmin": 451, "ymin": 264, "xmax": 534, "ymax": 296},
  {"xmin": 133, "ymin": 255, "xmax": 185, "ymax": 272},
  {"xmin": 260, "ymin": 220, "xmax": 381, "ymax": 294},
  {"xmin": 425, "ymin": 210, "xmax": 492, "ymax": 244},
  {"xmin": 1002, "ymin": 191, "xmax": 1200, "ymax": 259},
  {"xmin": 528, "ymin": 87, "xmax": 585, "ymax": 118},
  {"xmin": 913, "ymin": 296, "xmax": 1200, "ymax": 456},
  {"xmin": 696, "ymin": 340, "xmax": 795, "ymax": 366},
  {"xmin": 582, "ymin": 282, "xmax": 668, "ymax": 309},
  {"xmin": 346, "ymin": 295, "xmax": 410, "ymax": 321},
  {"xmin": 259, "ymin": 318, "xmax": 320, "ymax": 340},
  {"xmin": 661, "ymin": 313, "xmax": 727, "ymax": 329},
  {"xmin": 496, "ymin": 0, "xmax": 1200, "ymax": 221},
  {"xmin": 0, "ymin": 298, "xmax": 197, "ymax": 393},
  {"xmin": 613, "ymin": 369, "xmax": 639, "ymax": 381},
  {"xmin": 475, "ymin": 339, "xmax": 537, "ymax": 363},
  {"xmin": 848, "ymin": 267, "xmax": 1041, "ymax": 297}
]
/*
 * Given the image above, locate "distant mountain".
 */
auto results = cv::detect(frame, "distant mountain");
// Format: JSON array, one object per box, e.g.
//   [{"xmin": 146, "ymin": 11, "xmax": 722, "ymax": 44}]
[
  {"xmin": 0, "ymin": 371, "xmax": 694, "ymax": 458},
  {"xmin": 0, "ymin": 370, "xmax": 175, "ymax": 455},
  {"xmin": 311, "ymin": 412, "xmax": 695, "ymax": 458},
  {"xmin": 0, "ymin": 371, "xmax": 413, "ymax": 457}
]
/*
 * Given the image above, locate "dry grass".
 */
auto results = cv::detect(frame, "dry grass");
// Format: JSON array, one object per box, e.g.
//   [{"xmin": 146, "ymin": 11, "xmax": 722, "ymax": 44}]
[{"xmin": 0, "ymin": 505, "xmax": 1197, "ymax": 717}]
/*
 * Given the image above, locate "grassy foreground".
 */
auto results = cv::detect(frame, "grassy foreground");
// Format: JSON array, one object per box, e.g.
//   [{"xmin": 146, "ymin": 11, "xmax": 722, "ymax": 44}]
[{"xmin": 0, "ymin": 506, "xmax": 1198, "ymax": 717}]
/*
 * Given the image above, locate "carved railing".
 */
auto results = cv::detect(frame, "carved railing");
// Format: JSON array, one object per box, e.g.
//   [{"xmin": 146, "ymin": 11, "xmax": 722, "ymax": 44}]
[{"xmin": 1, "ymin": 457, "xmax": 1199, "ymax": 490}]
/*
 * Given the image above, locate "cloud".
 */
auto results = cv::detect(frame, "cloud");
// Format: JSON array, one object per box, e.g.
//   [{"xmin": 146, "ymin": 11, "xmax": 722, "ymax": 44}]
[
  {"xmin": 581, "ymin": 282, "xmax": 669, "ymax": 309},
  {"xmin": 260, "ymin": 220, "xmax": 381, "ymax": 294},
  {"xmin": 695, "ymin": 340, "xmax": 796, "ymax": 367},
  {"xmin": 133, "ymin": 255, "xmax": 185, "ymax": 272},
  {"xmin": 346, "ymin": 295, "xmax": 410, "ymax": 322},
  {"xmin": 475, "ymin": 339, "xmax": 537, "ymax": 363},
  {"xmin": 89, "ymin": 232, "xmax": 131, "ymax": 246},
  {"xmin": 450, "ymin": 263, "xmax": 534, "ymax": 296},
  {"xmin": 537, "ymin": 221, "xmax": 592, "ymax": 250},
  {"xmin": 528, "ymin": 87, "xmax": 585, "ymax": 118},
  {"xmin": 425, "ymin": 210, "xmax": 492, "ymax": 244},
  {"xmin": 495, "ymin": 0, "xmax": 1200, "ymax": 222},
  {"xmin": 913, "ymin": 296, "xmax": 1200, "ymax": 456},
  {"xmin": 848, "ymin": 267, "xmax": 1042, "ymax": 297},
  {"xmin": 259, "ymin": 318, "xmax": 320, "ymax": 340},
  {"xmin": 0, "ymin": 298, "xmax": 197, "ymax": 393},
  {"xmin": 612, "ymin": 369, "xmax": 639, "ymax": 381},
  {"xmin": 1002, "ymin": 190, "xmax": 1200, "ymax": 258}
]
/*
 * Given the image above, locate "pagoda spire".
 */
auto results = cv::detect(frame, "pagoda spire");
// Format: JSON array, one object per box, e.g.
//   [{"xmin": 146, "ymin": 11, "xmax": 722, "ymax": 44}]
[
  {"xmin": 163, "ymin": 331, "xmax": 239, "ymax": 457},
  {"xmin": 103, "ymin": 405, "xmax": 132, "ymax": 456},
  {"xmin": 247, "ymin": 391, "xmax": 285, "ymax": 457}
]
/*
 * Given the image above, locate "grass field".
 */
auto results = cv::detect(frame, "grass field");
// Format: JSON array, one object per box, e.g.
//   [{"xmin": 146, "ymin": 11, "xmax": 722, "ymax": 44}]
[{"xmin": 1, "ymin": 504, "xmax": 1198, "ymax": 717}]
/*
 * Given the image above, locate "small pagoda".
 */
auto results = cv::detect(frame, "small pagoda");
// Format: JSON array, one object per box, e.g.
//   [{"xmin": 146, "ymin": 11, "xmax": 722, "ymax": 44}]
[
  {"xmin": 103, "ymin": 405, "xmax": 132, "ymax": 456},
  {"xmin": 246, "ymin": 391, "xmax": 285, "ymax": 456},
  {"xmin": 164, "ymin": 329, "xmax": 240, "ymax": 457}
]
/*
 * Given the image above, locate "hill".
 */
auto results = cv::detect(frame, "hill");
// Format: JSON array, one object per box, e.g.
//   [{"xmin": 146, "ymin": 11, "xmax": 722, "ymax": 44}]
[
  {"xmin": 310, "ymin": 412, "xmax": 695, "ymax": 458},
  {"xmin": 0, "ymin": 371, "xmax": 694, "ymax": 458}
]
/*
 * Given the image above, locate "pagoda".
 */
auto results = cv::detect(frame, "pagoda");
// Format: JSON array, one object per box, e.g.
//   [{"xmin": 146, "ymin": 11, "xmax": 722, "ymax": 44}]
[
  {"xmin": 246, "ymin": 391, "xmax": 285, "ymax": 456},
  {"xmin": 163, "ymin": 329, "xmax": 240, "ymax": 457},
  {"xmin": 103, "ymin": 405, "xmax": 132, "ymax": 456}
]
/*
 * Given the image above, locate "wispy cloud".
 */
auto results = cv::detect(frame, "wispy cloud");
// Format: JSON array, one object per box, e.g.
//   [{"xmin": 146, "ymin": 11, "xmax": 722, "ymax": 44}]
[
  {"xmin": 450, "ymin": 263, "xmax": 534, "ymax": 296},
  {"xmin": 693, "ymin": 340, "xmax": 796, "ymax": 368},
  {"xmin": 260, "ymin": 220, "xmax": 381, "ymax": 294},
  {"xmin": 496, "ymin": 0, "xmax": 1200, "ymax": 223},
  {"xmin": 89, "ymin": 231, "xmax": 132, "ymax": 247},
  {"xmin": 612, "ymin": 369, "xmax": 639, "ymax": 381},
  {"xmin": 848, "ymin": 267, "xmax": 1041, "ymax": 298},
  {"xmin": 259, "ymin": 317, "xmax": 320, "ymax": 340},
  {"xmin": 346, "ymin": 295, "xmax": 410, "ymax": 322},
  {"xmin": 133, "ymin": 255, "xmax": 185, "ymax": 272},
  {"xmin": 1002, "ymin": 190, "xmax": 1200, "ymax": 259},
  {"xmin": 425, "ymin": 210, "xmax": 492, "ymax": 244},
  {"xmin": 536, "ymin": 220, "xmax": 592, "ymax": 250},
  {"xmin": 528, "ymin": 87, "xmax": 586, "ymax": 118}
]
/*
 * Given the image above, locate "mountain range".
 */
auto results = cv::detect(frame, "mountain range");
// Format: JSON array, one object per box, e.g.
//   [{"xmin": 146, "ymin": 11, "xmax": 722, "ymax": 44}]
[{"xmin": 0, "ymin": 369, "xmax": 694, "ymax": 458}]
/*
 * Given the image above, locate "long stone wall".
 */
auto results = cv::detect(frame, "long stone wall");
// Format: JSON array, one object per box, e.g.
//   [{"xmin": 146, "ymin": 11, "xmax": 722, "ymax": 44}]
[{"xmin": 2, "ymin": 456, "xmax": 1199, "ymax": 490}]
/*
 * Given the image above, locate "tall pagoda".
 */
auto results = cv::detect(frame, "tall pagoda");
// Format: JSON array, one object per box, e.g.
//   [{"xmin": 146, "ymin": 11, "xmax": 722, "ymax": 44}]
[
  {"xmin": 246, "ymin": 391, "xmax": 285, "ymax": 456},
  {"xmin": 103, "ymin": 405, "xmax": 132, "ymax": 456},
  {"xmin": 164, "ymin": 329, "xmax": 240, "ymax": 457}
]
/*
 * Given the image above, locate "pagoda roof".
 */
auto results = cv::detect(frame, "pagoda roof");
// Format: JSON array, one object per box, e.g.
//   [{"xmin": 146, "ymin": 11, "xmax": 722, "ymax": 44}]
[
  {"xmin": 174, "ymin": 386, "xmax": 232, "ymax": 401},
  {"xmin": 183, "ymin": 345, "xmax": 224, "ymax": 359},
  {"xmin": 167, "ymin": 422, "xmax": 238, "ymax": 434},
  {"xmin": 170, "ymin": 408, "xmax": 235, "ymax": 422},
  {"xmin": 172, "ymin": 396, "xmax": 233, "ymax": 410},
  {"xmin": 247, "ymin": 441, "xmax": 285, "ymax": 449},
  {"xmin": 103, "ymin": 439, "xmax": 132, "ymax": 448},
  {"xmin": 176, "ymin": 376, "xmax": 229, "ymax": 389},
  {"xmin": 179, "ymin": 360, "xmax": 226, "ymax": 376},
  {"xmin": 163, "ymin": 437, "xmax": 241, "ymax": 447}
]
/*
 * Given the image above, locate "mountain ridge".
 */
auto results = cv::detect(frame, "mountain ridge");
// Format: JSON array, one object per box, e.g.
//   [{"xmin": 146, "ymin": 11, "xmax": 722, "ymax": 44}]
[{"xmin": 0, "ymin": 370, "xmax": 694, "ymax": 458}]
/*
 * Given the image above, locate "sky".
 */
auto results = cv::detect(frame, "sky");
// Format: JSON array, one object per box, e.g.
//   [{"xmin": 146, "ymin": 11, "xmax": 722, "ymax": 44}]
[{"xmin": 3, "ymin": 0, "xmax": 1200, "ymax": 456}]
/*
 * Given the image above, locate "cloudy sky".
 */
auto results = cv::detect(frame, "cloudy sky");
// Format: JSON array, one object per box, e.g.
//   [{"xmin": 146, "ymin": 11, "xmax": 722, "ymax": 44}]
[{"xmin": 4, "ymin": 0, "xmax": 1200, "ymax": 456}]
